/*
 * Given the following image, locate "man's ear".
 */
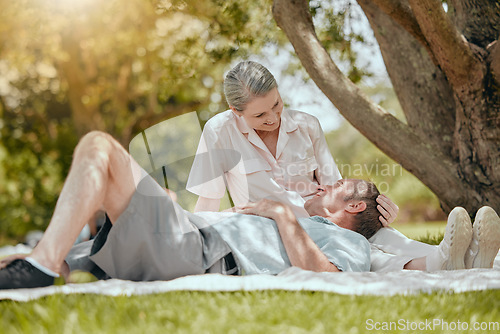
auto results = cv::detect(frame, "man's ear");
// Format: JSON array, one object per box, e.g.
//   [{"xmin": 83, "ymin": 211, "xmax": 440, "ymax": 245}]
[{"xmin": 345, "ymin": 201, "xmax": 367, "ymax": 213}]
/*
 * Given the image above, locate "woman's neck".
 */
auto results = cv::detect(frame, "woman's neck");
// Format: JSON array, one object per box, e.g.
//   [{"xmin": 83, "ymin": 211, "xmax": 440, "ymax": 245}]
[
  {"xmin": 255, "ymin": 126, "xmax": 280, "ymax": 140},
  {"xmin": 255, "ymin": 126, "xmax": 280, "ymax": 157}
]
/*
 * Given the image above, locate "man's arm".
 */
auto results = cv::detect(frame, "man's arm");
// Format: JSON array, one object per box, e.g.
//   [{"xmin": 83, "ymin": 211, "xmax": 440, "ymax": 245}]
[{"xmin": 236, "ymin": 199, "xmax": 340, "ymax": 272}]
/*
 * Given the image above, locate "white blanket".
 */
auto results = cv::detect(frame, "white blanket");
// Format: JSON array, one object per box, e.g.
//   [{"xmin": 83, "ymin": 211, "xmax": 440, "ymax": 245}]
[{"xmin": 1, "ymin": 253, "xmax": 499, "ymax": 302}]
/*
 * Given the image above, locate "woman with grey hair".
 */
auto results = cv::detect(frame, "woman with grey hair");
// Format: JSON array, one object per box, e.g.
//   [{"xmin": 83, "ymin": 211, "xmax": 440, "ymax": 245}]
[{"xmin": 187, "ymin": 60, "xmax": 396, "ymax": 221}]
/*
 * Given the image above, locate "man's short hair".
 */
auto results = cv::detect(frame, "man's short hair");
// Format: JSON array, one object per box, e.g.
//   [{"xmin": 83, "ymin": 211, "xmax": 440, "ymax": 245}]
[{"xmin": 344, "ymin": 180, "xmax": 383, "ymax": 239}]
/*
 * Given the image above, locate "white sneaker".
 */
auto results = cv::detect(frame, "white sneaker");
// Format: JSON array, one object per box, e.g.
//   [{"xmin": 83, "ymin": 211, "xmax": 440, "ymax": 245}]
[
  {"xmin": 426, "ymin": 207, "xmax": 472, "ymax": 271},
  {"xmin": 465, "ymin": 206, "xmax": 500, "ymax": 269}
]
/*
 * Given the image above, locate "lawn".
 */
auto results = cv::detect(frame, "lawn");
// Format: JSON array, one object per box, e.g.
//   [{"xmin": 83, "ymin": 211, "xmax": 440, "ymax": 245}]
[
  {"xmin": 2, "ymin": 222, "xmax": 499, "ymax": 334},
  {"xmin": 2, "ymin": 290, "xmax": 499, "ymax": 333},
  {"xmin": 392, "ymin": 221, "xmax": 446, "ymax": 243},
  {"xmin": 392, "ymin": 221, "xmax": 446, "ymax": 245}
]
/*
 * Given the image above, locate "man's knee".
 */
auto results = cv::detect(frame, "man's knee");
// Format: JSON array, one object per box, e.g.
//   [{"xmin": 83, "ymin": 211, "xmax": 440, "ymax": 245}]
[{"xmin": 74, "ymin": 131, "xmax": 117, "ymax": 167}]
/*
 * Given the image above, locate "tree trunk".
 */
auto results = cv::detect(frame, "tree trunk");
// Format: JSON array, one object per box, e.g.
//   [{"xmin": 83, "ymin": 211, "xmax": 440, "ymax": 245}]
[
  {"xmin": 359, "ymin": 0, "xmax": 456, "ymax": 158},
  {"xmin": 449, "ymin": 0, "xmax": 500, "ymax": 48},
  {"xmin": 272, "ymin": 0, "xmax": 500, "ymax": 215},
  {"xmin": 59, "ymin": 30, "xmax": 105, "ymax": 136}
]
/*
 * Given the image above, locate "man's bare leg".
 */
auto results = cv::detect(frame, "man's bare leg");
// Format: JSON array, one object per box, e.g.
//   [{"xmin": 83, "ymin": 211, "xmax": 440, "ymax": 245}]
[
  {"xmin": 404, "ymin": 257, "xmax": 426, "ymax": 270},
  {"xmin": 29, "ymin": 131, "xmax": 143, "ymax": 274}
]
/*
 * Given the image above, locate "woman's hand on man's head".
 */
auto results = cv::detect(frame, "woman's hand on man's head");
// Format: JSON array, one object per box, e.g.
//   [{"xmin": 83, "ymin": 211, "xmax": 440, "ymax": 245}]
[{"xmin": 376, "ymin": 194, "xmax": 399, "ymax": 227}]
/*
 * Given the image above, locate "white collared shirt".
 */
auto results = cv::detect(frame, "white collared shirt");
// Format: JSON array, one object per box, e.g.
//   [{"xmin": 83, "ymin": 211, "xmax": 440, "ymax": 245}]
[{"xmin": 186, "ymin": 109, "xmax": 341, "ymax": 217}]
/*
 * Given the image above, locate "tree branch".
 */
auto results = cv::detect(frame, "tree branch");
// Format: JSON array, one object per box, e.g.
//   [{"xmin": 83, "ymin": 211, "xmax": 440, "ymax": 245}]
[
  {"xmin": 273, "ymin": 0, "xmax": 467, "ymax": 210},
  {"xmin": 359, "ymin": 0, "xmax": 456, "ymax": 157},
  {"xmin": 488, "ymin": 40, "xmax": 500, "ymax": 84},
  {"xmin": 59, "ymin": 31, "xmax": 104, "ymax": 135},
  {"xmin": 407, "ymin": 0, "xmax": 484, "ymax": 87},
  {"xmin": 369, "ymin": 0, "xmax": 436, "ymax": 63},
  {"xmin": 109, "ymin": 59, "xmax": 133, "ymax": 132}
]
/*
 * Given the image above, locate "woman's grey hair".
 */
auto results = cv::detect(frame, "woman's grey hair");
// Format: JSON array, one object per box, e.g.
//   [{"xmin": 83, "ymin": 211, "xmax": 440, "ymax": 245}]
[{"xmin": 223, "ymin": 61, "xmax": 277, "ymax": 111}]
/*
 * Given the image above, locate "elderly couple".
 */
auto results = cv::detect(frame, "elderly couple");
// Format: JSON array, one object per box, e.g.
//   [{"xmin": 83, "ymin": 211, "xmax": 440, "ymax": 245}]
[{"xmin": 1, "ymin": 61, "xmax": 499, "ymax": 289}]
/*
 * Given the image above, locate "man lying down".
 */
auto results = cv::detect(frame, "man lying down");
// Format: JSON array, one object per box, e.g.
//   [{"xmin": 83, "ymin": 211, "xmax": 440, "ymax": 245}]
[
  {"xmin": 0, "ymin": 132, "xmax": 381, "ymax": 289},
  {"xmin": 2, "ymin": 132, "xmax": 498, "ymax": 289},
  {"xmin": 89, "ymin": 177, "xmax": 376, "ymax": 281}
]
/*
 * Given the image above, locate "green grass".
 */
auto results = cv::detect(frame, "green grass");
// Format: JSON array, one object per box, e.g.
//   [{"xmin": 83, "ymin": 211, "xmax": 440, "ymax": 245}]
[
  {"xmin": 1, "ymin": 290, "xmax": 499, "ymax": 333},
  {"xmin": 3, "ymin": 222, "xmax": 498, "ymax": 333},
  {"xmin": 393, "ymin": 221, "xmax": 446, "ymax": 245}
]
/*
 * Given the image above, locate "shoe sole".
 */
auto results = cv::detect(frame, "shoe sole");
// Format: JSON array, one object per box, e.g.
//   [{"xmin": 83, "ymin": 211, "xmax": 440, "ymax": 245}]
[
  {"xmin": 444, "ymin": 207, "xmax": 473, "ymax": 270},
  {"xmin": 466, "ymin": 206, "xmax": 500, "ymax": 269}
]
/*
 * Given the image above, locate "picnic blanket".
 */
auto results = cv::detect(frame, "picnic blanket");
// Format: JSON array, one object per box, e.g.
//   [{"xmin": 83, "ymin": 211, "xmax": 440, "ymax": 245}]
[{"xmin": 1, "ymin": 245, "xmax": 499, "ymax": 302}]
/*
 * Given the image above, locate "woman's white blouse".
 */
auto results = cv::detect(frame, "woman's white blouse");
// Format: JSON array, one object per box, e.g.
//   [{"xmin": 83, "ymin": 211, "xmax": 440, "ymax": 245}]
[{"xmin": 186, "ymin": 109, "xmax": 341, "ymax": 217}]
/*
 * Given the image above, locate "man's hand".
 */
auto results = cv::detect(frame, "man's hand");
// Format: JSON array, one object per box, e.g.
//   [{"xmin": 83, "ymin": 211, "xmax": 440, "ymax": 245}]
[
  {"xmin": 234, "ymin": 199, "xmax": 294, "ymax": 222},
  {"xmin": 376, "ymin": 194, "xmax": 399, "ymax": 227}
]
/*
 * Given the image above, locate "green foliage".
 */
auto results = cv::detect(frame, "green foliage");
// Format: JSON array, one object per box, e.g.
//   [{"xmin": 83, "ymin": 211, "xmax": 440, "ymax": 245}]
[
  {"xmin": 303, "ymin": 0, "xmax": 373, "ymax": 83},
  {"xmin": 0, "ymin": 110, "xmax": 80, "ymax": 238},
  {"xmin": 1, "ymin": 290, "xmax": 499, "ymax": 333},
  {"xmin": 0, "ymin": 0, "xmax": 278, "ymax": 238},
  {"xmin": 0, "ymin": 0, "xmax": 279, "ymax": 137},
  {"xmin": 0, "ymin": 148, "xmax": 61, "ymax": 237}
]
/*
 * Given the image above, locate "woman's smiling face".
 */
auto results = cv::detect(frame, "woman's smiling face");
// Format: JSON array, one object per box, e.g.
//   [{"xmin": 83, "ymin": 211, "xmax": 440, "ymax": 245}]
[{"xmin": 232, "ymin": 87, "xmax": 283, "ymax": 132}]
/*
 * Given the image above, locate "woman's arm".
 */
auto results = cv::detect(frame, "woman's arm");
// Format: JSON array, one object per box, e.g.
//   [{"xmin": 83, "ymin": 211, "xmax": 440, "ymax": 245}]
[{"xmin": 194, "ymin": 196, "xmax": 221, "ymax": 212}]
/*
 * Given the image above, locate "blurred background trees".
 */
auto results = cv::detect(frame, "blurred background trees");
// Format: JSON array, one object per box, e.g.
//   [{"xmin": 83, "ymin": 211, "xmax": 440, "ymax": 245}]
[
  {"xmin": 0, "ymin": 0, "xmax": 442, "ymax": 241},
  {"xmin": 0, "ymin": 0, "xmax": 279, "ymax": 238}
]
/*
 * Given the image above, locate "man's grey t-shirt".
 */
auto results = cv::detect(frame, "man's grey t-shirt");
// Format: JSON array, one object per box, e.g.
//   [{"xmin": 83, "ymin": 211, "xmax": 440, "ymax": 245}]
[{"xmin": 196, "ymin": 212, "xmax": 371, "ymax": 274}]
